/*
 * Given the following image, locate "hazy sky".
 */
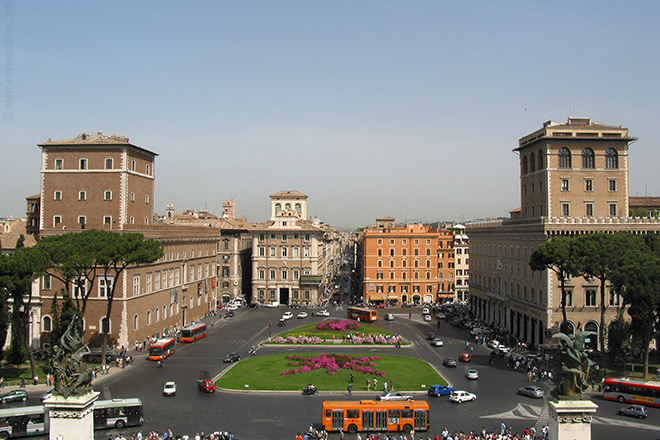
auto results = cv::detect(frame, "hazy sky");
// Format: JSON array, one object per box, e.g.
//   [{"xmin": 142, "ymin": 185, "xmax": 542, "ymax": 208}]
[{"xmin": 2, "ymin": 2, "xmax": 659, "ymax": 229}]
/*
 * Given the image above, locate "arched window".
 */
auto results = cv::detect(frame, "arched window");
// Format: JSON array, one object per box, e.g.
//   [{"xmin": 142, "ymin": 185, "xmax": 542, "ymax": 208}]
[
  {"xmin": 295, "ymin": 203, "xmax": 302, "ymax": 214},
  {"xmin": 285, "ymin": 203, "xmax": 291, "ymax": 211},
  {"xmin": 275, "ymin": 203, "xmax": 281, "ymax": 214},
  {"xmin": 43, "ymin": 316, "xmax": 52, "ymax": 332},
  {"xmin": 163, "ymin": 305, "xmax": 167, "ymax": 319},
  {"xmin": 522, "ymin": 156, "xmax": 528, "ymax": 174},
  {"xmin": 605, "ymin": 148, "xmax": 618, "ymax": 169},
  {"xmin": 530, "ymin": 153, "xmax": 536, "ymax": 172},
  {"xmin": 582, "ymin": 148, "xmax": 595, "ymax": 168},
  {"xmin": 133, "ymin": 314, "xmax": 139, "ymax": 330},
  {"xmin": 155, "ymin": 307, "xmax": 160, "ymax": 322},
  {"xmin": 101, "ymin": 317, "xmax": 110, "ymax": 334},
  {"xmin": 537, "ymin": 150, "xmax": 544, "ymax": 170},
  {"xmin": 558, "ymin": 148, "xmax": 571, "ymax": 168},
  {"xmin": 147, "ymin": 310, "xmax": 151, "ymax": 326}
]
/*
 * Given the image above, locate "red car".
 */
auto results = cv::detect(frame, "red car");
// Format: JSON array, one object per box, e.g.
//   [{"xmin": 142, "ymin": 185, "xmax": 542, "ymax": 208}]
[
  {"xmin": 197, "ymin": 370, "xmax": 216, "ymax": 393},
  {"xmin": 459, "ymin": 352, "xmax": 472, "ymax": 362}
]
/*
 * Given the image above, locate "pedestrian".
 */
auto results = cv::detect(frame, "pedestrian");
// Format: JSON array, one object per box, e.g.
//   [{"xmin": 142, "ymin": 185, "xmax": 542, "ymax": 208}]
[
  {"xmin": 350, "ymin": 372, "xmax": 354, "ymax": 383},
  {"xmin": 0, "ymin": 377, "xmax": 3, "ymax": 388},
  {"xmin": 366, "ymin": 378, "xmax": 371, "ymax": 391},
  {"xmin": 384, "ymin": 381, "xmax": 388, "ymax": 393},
  {"xmin": 373, "ymin": 378, "xmax": 378, "ymax": 391},
  {"xmin": 20, "ymin": 378, "xmax": 25, "ymax": 388},
  {"xmin": 348, "ymin": 383, "xmax": 352, "ymax": 396},
  {"xmin": 340, "ymin": 430, "xmax": 344, "ymax": 440}
]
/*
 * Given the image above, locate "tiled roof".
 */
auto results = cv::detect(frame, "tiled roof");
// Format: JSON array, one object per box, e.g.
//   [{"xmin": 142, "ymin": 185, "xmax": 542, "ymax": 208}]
[
  {"xmin": 270, "ymin": 190, "xmax": 307, "ymax": 198},
  {"xmin": 629, "ymin": 196, "xmax": 660, "ymax": 207},
  {"xmin": 40, "ymin": 132, "xmax": 131, "ymax": 145}
]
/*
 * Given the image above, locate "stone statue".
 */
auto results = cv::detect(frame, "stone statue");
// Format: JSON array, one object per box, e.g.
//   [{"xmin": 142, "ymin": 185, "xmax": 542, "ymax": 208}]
[
  {"xmin": 51, "ymin": 315, "xmax": 94, "ymax": 398},
  {"xmin": 551, "ymin": 330, "xmax": 596, "ymax": 398}
]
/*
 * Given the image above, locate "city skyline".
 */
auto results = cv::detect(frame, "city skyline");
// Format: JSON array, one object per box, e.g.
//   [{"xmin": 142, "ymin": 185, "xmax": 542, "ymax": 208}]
[{"xmin": 2, "ymin": 2, "xmax": 659, "ymax": 229}]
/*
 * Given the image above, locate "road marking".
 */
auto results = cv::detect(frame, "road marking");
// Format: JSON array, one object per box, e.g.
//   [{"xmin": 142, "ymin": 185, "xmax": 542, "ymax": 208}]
[{"xmin": 482, "ymin": 403, "xmax": 541, "ymax": 420}]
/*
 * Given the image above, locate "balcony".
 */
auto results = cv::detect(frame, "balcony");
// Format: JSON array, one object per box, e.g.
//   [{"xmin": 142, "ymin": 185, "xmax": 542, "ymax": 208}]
[{"xmin": 299, "ymin": 275, "xmax": 322, "ymax": 287}]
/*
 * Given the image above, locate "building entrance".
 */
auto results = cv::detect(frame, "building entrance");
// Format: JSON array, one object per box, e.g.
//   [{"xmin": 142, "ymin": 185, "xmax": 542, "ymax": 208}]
[{"xmin": 279, "ymin": 288, "xmax": 290, "ymax": 305}]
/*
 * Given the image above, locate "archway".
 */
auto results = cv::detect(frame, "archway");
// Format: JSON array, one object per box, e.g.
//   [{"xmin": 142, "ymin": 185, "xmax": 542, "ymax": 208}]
[{"xmin": 584, "ymin": 321, "xmax": 598, "ymax": 350}]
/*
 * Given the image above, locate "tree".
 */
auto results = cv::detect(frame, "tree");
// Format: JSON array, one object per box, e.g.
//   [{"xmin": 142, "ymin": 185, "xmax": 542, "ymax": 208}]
[
  {"xmin": 529, "ymin": 236, "xmax": 580, "ymax": 324},
  {"xmin": 97, "ymin": 232, "xmax": 163, "ymax": 365}
]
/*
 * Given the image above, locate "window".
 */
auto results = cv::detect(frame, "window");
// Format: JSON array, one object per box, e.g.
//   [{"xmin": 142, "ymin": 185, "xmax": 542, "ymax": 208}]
[
  {"xmin": 376, "ymin": 285, "xmax": 383, "ymax": 293},
  {"xmin": 585, "ymin": 203, "xmax": 594, "ymax": 217},
  {"xmin": 154, "ymin": 271, "xmax": 161, "ymax": 290},
  {"xmin": 146, "ymin": 164, "xmax": 151, "ymax": 175},
  {"xmin": 99, "ymin": 277, "xmax": 113, "ymax": 298},
  {"xmin": 561, "ymin": 203, "xmax": 570, "ymax": 217},
  {"xmin": 104, "ymin": 190, "xmax": 112, "ymax": 200},
  {"xmin": 145, "ymin": 195, "xmax": 150, "ymax": 204},
  {"xmin": 585, "ymin": 289, "xmax": 597, "ymax": 307},
  {"xmin": 582, "ymin": 148, "xmax": 595, "ymax": 168},
  {"xmin": 293, "ymin": 270, "xmax": 299, "ymax": 280},
  {"xmin": 146, "ymin": 273, "xmax": 152, "ymax": 293},
  {"xmin": 53, "ymin": 216, "xmax": 62, "ymax": 227},
  {"xmin": 304, "ymin": 247, "xmax": 310, "ymax": 257},
  {"xmin": 558, "ymin": 147, "xmax": 571, "ymax": 168},
  {"xmin": 609, "ymin": 180, "xmax": 617, "ymax": 192},
  {"xmin": 426, "ymin": 285, "xmax": 433, "ymax": 293},
  {"xmin": 304, "ymin": 234, "xmax": 310, "ymax": 242},
  {"xmin": 43, "ymin": 274, "xmax": 51, "ymax": 290},
  {"xmin": 259, "ymin": 270, "xmax": 265, "ymax": 280},
  {"xmin": 293, "ymin": 247, "xmax": 299, "ymax": 257},
  {"xmin": 281, "ymin": 247, "xmax": 288, "ymax": 257},
  {"xmin": 609, "ymin": 290, "xmax": 621, "ymax": 306},
  {"xmin": 561, "ymin": 179, "xmax": 570, "ymax": 191},
  {"xmin": 43, "ymin": 316, "xmax": 52, "ymax": 332},
  {"xmin": 259, "ymin": 247, "xmax": 265, "ymax": 256},
  {"xmin": 78, "ymin": 216, "xmax": 86, "ymax": 228},
  {"xmin": 401, "ymin": 284, "xmax": 408, "ymax": 293},
  {"xmin": 131, "ymin": 192, "xmax": 135, "ymax": 202},
  {"xmin": 175, "ymin": 268, "xmax": 180, "ymax": 284},
  {"xmin": 377, "ymin": 272, "xmax": 383, "ymax": 280},
  {"xmin": 130, "ymin": 216, "xmax": 135, "ymax": 224},
  {"xmin": 270, "ymin": 247, "xmax": 276, "ymax": 257},
  {"xmin": 281, "ymin": 270, "xmax": 287, "ymax": 280},
  {"xmin": 584, "ymin": 179, "xmax": 593, "ymax": 192},
  {"xmin": 530, "ymin": 152, "xmax": 536, "ymax": 172},
  {"xmin": 79, "ymin": 158, "xmax": 88, "ymax": 170},
  {"xmin": 54, "ymin": 191, "xmax": 62, "ymax": 201},
  {"xmin": 55, "ymin": 159, "xmax": 63, "ymax": 170},
  {"xmin": 605, "ymin": 148, "xmax": 618, "ymax": 169},
  {"xmin": 105, "ymin": 158, "xmax": 113, "ymax": 169},
  {"xmin": 146, "ymin": 311, "xmax": 151, "ymax": 326},
  {"xmin": 377, "ymin": 249, "xmax": 382, "ymax": 257},
  {"xmin": 609, "ymin": 203, "xmax": 617, "ymax": 217},
  {"xmin": 564, "ymin": 290, "xmax": 573, "ymax": 307},
  {"xmin": 104, "ymin": 216, "xmax": 112, "ymax": 225},
  {"xmin": 537, "ymin": 150, "xmax": 544, "ymax": 169},
  {"xmin": 131, "ymin": 160, "xmax": 136, "ymax": 171},
  {"xmin": 282, "ymin": 234, "xmax": 287, "ymax": 242},
  {"xmin": 133, "ymin": 275, "xmax": 140, "ymax": 296},
  {"xmin": 270, "ymin": 270, "xmax": 276, "ymax": 280},
  {"xmin": 79, "ymin": 191, "xmax": 86, "ymax": 201}
]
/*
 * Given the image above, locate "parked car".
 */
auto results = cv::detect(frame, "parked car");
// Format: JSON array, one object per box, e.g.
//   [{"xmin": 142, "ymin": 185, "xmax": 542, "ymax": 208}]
[
  {"xmin": 384, "ymin": 313, "xmax": 394, "ymax": 321},
  {"xmin": 163, "ymin": 381, "xmax": 177, "ymax": 396},
  {"xmin": 517, "ymin": 385, "xmax": 544, "ymax": 399},
  {"xmin": 430, "ymin": 338, "xmax": 444, "ymax": 347},
  {"xmin": 0, "ymin": 390, "xmax": 27, "ymax": 403},
  {"xmin": 428, "ymin": 385, "xmax": 454, "ymax": 397},
  {"xmin": 443, "ymin": 358, "xmax": 458, "ymax": 367},
  {"xmin": 316, "ymin": 309, "xmax": 330, "ymax": 317},
  {"xmin": 618, "ymin": 404, "xmax": 648, "ymax": 419},
  {"xmin": 223, "ymin": 352, "xmax": 240, "ymax": 363},
  {"xmin": 297, "ymin": 312, "xmax": 309, "ymax": 319},
  {"xmin": 288, "ymin": 303, "xmax": 301, "ymax": 309},
  {"xmin": 459, "ymin": 353, "xmax": 472, "ymax": 362},
  {"xmin": 378, "ymin": 392, "xmax": 412, "ymax": 401},
  {"xmin": 423, "ymin": 314, "xmax": 432, "ymax": 322},
  {"xmin": 466, "ymin": 369, "xmax": 479, "ymax": 380},
  {"xmin": 264, "ymin": 302, "xmax": 280, "ymax": 308},
  {"xmin": 282, "ymin": 312, "xmax": 294, "ymax": 320},
  {"xmin": 449, "ymin": 390, "xmax": 476, "ymax": 403}
]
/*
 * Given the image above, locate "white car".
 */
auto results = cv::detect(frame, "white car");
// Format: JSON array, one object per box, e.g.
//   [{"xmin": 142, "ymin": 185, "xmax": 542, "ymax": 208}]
[
  {"xmin": 226, "ymin": 304, "xmax": 239, "ymax": 311},
  {"xmin": 297, "ymin": 312, "xmax": 309, "ymax": 319},
  {"xmin": 423, "ymin": 314, "xmax": 432, "ymax": 322},
  {"xmin": 316, "ymin": 309, "xmax": 330, "ymax": 317},
  {"xmin": 466, "ymin": 369, "xmax": 479, "ymax": 380},
  {"xmin": 282, "ymin": 312, "xmax": 294, "ymax": 320},
  {"xmin": 378, "ymin": 392, "xmax": 412, "ymax": 401},
  {"xmin": 264, "ymin": 301, "xmax": 280, "ymax": 308},
  {"xmin": 430, "ymin": 338, "xmax": 444, "ymax": 347},
  {"xmin": 163, "ymin": 381, "xmax": 177, "ymax": 396},
  {"xmin": 422, "ymin": 307, "xmax": 430, "ymax": 314},
  {"xmin": 449, "ymin": 390, "xmax": 476, "ymax": 403}
]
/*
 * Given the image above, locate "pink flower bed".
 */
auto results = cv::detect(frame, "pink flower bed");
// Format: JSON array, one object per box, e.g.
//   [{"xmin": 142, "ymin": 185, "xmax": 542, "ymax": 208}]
[
  {"xmin": 280, "ymin": 354, "xmax": 385, "ymax": 377},
  {"xmin": 316, "ymin": 319, "xmax": 359, "ymax": 331}
]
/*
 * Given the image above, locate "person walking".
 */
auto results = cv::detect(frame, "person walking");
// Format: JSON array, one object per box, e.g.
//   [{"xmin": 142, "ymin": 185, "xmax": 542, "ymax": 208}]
[
  {"xmin": 373, "ymin": 378, "xmax": 378, "ymax": 391},
  {"xmin": 366, "ymin": 378, "xmax": 371, "ymax": 391},
  {"xmin": 347, "ymin": 383, "xmax": 352, "ymax": 396}
]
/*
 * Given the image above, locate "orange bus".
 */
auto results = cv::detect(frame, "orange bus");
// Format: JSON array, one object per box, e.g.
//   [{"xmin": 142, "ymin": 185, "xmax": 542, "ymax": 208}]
[
  {"xmin": 180, "ymin": 323, "xmax": 208, "ymax": 343},
  {"xmin": 322, "ymin": 400, "xmax": 429, "ymax": 434},
  {"xmin": 148, "ymin": 337, "xmax": 176, "ymax": 360},
  {"xmin": 347, "ymin": 307, "xmax": 378, "ymax": 322}
]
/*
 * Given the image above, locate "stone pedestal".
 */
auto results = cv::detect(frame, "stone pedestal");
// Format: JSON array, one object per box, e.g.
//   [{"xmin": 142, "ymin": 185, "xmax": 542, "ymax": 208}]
[
  {"xmin": 44, "ymin": 391, "xmax": 99, "ymax": 440},
  {"xmin": 548, "ymin": 398, "xmax": 598, "ymax": 440}
]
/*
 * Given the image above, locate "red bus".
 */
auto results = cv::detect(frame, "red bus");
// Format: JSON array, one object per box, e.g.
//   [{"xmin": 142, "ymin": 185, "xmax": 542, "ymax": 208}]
[
  {"xmin": 347, "ymin": 307, "xmax": 378, "ymax": 322},
  {"xmin": 148, "ymin": 337, "xmax": 176, "ymax": 360},
  {"xmin": 180, "ymin": 323, "xmax": 208, "ymax": 343},
  {"xmin": 602, "ymin": 377, "xmax": 660, "ymax": 407}
]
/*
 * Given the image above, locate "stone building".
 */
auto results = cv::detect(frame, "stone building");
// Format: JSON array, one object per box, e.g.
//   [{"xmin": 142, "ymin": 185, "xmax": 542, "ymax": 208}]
[{"xmin": 467, "ymin": 117, "xmax": 660, "ymax": 349}]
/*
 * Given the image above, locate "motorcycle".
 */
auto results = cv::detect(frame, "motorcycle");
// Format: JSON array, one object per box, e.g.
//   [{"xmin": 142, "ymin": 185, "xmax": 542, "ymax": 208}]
[
  {"xmin": 302, "ymin": 384, "xmax": 318, "ymax": 396},
  {"xmin": 248, "ymin": 346, "xmax": 257, "ymax": 356}
]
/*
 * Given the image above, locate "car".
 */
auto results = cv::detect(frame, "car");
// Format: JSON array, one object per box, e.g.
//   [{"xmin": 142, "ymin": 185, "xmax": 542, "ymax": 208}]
[
  {"xmin": 426, "ymin": 333, "xmax": 437, "ymax": 340},
  {"xmin": 197, "ymin": 371, "xmax": 216, "ymax": 393},
  {"xmin": 384, "ymin": 313, "xmax": 394, "ymax": 321},
  {"xmin": 247, "ymin": 302, "xmax": 260, "ymax": 308},
  {"xmin": 449, "ymin": 390, "xmax": 476, "ymax": 403},
  {"xmin": 316, "ymin": 309, "xmax": 330, "ymax": 317},
  {"xmin": 163, "ymin": 381, "xmax": 177, "ymax": 396},
  {"xmin": 436, "ymin": 313, "xmax": 447, "ymax": 320},
  {"xmin": 618, "ymin": 404, "xmax": 648, "ymax": 419},
  {"xmin": 517, "ymin": 385, "xmax": 544, "ymax": 399},
  {"xmin": 0, "ymin": 390, "xmax": 27, "ymax": 404},
  {"xmin": 288, "ymin": 303, "xmax": 301, "ymax": 309},
  {"xmin": 224, "ymin": 311, "xmax": 234, "ymax": 318},
  {"xmin": 297, "ymin": 312, "xmax": 308, "ymax": 319},
  {"xmin": 422, "ymin": 307, "xmax": 430, "ymax": 315},
  {"xmin": 466, "ymin": 369, "xmax": 479, "ymax": 380},
  {"xmin": 282, "ymin": 312, "xmax": 294, "ymax": 320},
  {"xmin": 277, "ymin": 318, "xmax": 287, "ymax": 326},
  {"xmin": 40, "ymin": 389, "xmax": 54, "ymax": 402},
  {"xmin": 443, "ymin": 358, "xmax": 458, "ymax": 367},
  {"xmin": 430, "ymin": 338, "xmax": 444, "ymax": 347},
  {"xmin": 378, "ymin": 392, "xmax": 412, "ymax": 401},
  {"xmin": 223, "ymin": 352, "xmax": 240, "ymax": 363},
  {"xmin": 423, "ymin": 314, "xmax": 432, "ymax": 322},
  {"xmin": 264, "ymin": 301, "xmax": 280, "ymax": 308},
  {"xmin": 226, "ymin": 304, "xmax": 239, "ymax": 311},
  {"xmin": 459, "ymin": 353, "xmax": 472, "ymax": 362},
  {"xmin": 376, "ymin": 304, "xmax": 387, "ymax": 309},
  {"xmin": 487, "ymin": 340, "xmax": 503, "ymax": 349},
  {"xmin": 428, "ymin": 385, "xmax": 454, "ymax": 397}
]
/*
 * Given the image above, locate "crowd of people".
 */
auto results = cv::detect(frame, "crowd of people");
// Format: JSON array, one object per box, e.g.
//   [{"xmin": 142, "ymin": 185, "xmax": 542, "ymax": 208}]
[{"xmin": 110, "ymin": 430, "xmax": 235, "ymax": 440}]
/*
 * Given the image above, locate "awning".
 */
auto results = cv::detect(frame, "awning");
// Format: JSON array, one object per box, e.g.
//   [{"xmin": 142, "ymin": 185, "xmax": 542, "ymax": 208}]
[{"xmin": 367, "ymin": 294, "xmax": 387, "ymax": 301}]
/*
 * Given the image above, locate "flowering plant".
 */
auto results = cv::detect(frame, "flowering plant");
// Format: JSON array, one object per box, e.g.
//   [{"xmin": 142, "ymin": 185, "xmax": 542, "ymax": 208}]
[
  {"xmin": 316, "ymin": 320, "xmax": 359, "ymax": 331},
  {"xmin": 280, "ymin": 354, "xmax": 385, "ymax": 377}
]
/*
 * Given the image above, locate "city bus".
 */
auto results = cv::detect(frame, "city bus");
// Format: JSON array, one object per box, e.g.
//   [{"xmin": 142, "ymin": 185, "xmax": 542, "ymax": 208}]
[
  {"xmin": 322, "ymin": 400, "xmax": 429, "ymax": 434},
  {"xmin": 179, "ymin": 322, "xmax": 208, "ymax": 343},
  {"xmin": 0, "ymin": 405, "xmax": 47, "ymax": 439},
  {"xmin": 148, "ymin": 337, "xmax": 176, "ymax": 360},
  {"xmin": 602, "ymin": 377, "xmax": 660, "ymax": 406},
  {"xmin": 347, "ymin": 307, "xmax": 379, "ymax": 322},
  {"xmin": 94, "ymin": 398, "xmax": 144, "ymax": 430}
]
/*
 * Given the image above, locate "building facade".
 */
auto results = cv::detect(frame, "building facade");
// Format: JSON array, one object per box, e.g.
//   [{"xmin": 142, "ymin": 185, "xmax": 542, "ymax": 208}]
[{"xmin": 467, "ymin": 117, "xmax": 659, "ymax": 349}]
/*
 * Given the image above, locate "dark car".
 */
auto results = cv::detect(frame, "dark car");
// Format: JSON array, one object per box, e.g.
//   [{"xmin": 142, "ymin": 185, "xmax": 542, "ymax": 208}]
[
  {"xmin": 428, "ymin": 385, "xmax": 454, "ymax": 397},
  {"xmin": 277, "ymin": 319, "xmax": 287, "ymax": 326},
  {"xmin": 426, "ymin": 333, "xmax": 437, "ymax": 340},
  {"xmin": 0, "ymin": 390, "xmax": 27, "ymax": 403},
  {"xmin": 443, "ymin": 358, "xmax": 458, "ymax": 367},
  {"xmin": 223, "ymin": 352, "xmax": 240, "ymax": 363},
  {"xmin": 618, "ymin": 404, "xmax": 648, "ymax": 419},
  {"xmin": 490, "ymin": 349, "xmax": 507, "ymax": 359},
  {"xmin": 224, "ymin": 311, "xmax": 235, "ymax": 318}
]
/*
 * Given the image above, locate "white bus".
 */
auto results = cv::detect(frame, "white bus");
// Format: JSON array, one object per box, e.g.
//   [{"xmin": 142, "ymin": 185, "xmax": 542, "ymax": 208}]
[{"xmin": 0, "ymin": 406, "xmax": 47, "ymax": 439}]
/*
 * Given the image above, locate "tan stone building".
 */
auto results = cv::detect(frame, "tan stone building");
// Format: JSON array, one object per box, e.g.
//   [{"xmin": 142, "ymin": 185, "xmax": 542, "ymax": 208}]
[{"xmin": 467, "ymin": 117, "xmax": 660, "ymax": 349}]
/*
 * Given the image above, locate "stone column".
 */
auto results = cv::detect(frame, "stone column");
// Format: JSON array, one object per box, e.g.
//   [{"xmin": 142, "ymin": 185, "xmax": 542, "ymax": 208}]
[
  {"xmin": 44, "ymin": 391, "xmax": 99, "ymax": 440},
  {"xmin": 548, "ymin": 398, "xmax": 598, "ymax": 440}
]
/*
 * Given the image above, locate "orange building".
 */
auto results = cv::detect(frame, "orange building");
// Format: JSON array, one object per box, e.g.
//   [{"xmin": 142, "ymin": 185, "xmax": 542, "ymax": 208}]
[{"xmin": 359, "ymin": 217, "xmax": 455, "ymax": 305}]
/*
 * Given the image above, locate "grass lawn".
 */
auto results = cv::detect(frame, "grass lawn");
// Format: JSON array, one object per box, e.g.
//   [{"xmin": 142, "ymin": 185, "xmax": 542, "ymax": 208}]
[
  {"xmin": 271, "ymin": 322, "xmax": 400, "ymax": 342},
  {"xmin": 0, "ymin": 362, "xmax": 51, "ymax": 386},
  {"xmin": 217, "ymin": 353, "xmax": 446, "ymax": 392}
]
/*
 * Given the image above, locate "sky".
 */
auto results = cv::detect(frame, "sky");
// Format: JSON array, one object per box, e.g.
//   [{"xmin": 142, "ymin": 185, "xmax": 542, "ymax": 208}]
[{"xmin": 2, "ymin": 2, "xmax": 659, "ymax": 230}]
